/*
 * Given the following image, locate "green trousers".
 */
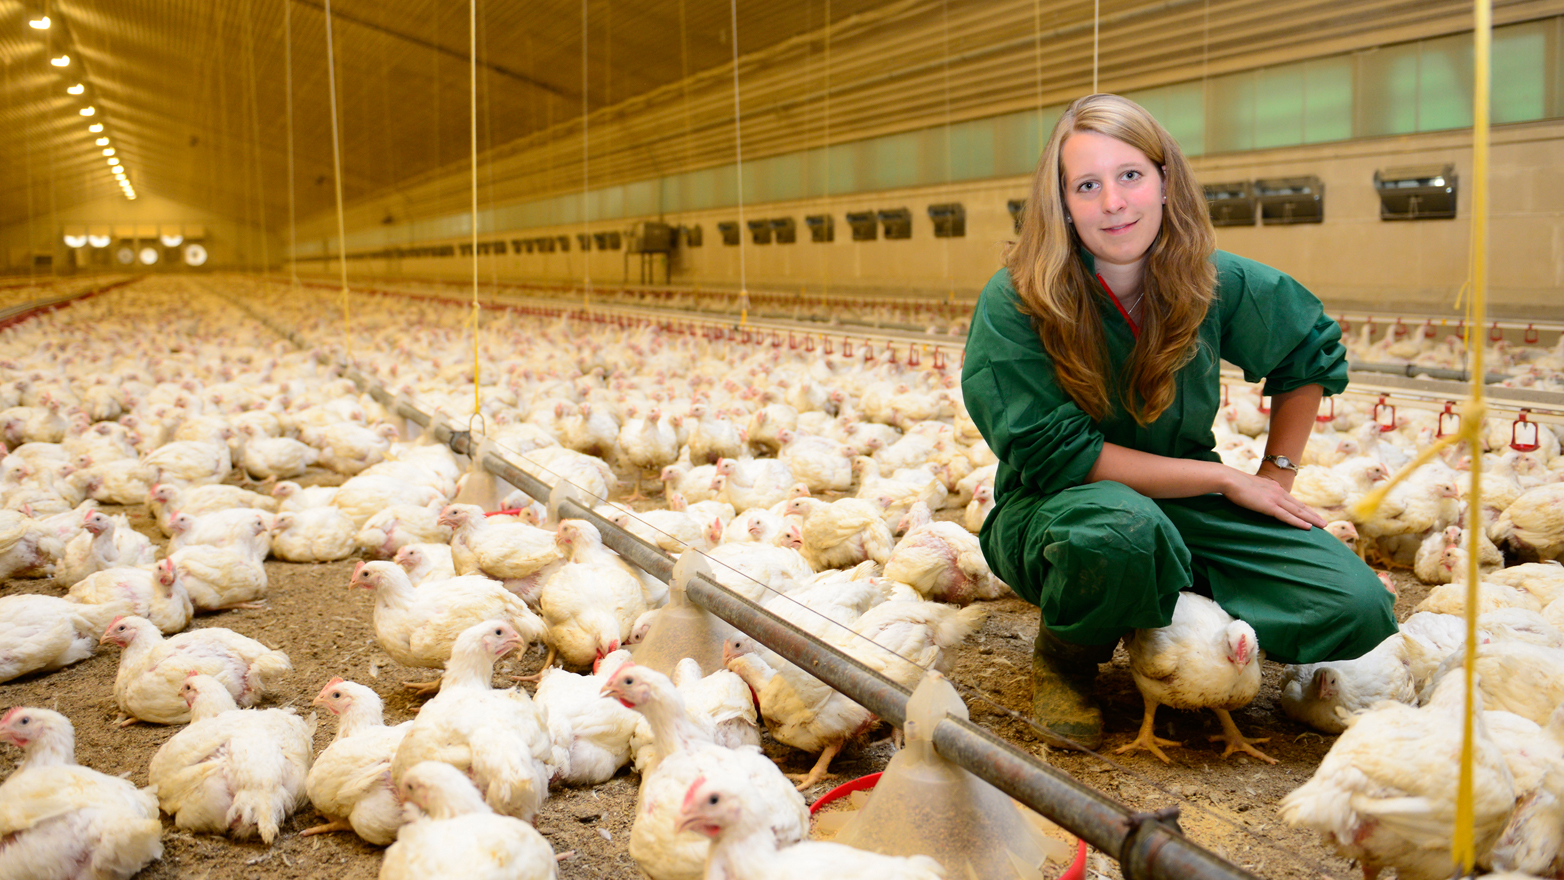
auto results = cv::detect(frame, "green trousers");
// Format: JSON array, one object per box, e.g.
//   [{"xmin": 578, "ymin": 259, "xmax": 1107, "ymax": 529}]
[{"xmin": 981, "ymin": 480, "xmax": 1398, "ymax": 664}]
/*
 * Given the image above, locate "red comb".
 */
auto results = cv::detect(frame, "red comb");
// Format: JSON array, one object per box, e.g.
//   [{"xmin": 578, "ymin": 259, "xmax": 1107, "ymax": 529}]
[
  {"xmin": 325, "ymin": 676, "xmax": 345, "ymax": 687},
  {"xmin": 0, "ymin": 707, "xmax": 20, "ymax": 725}
]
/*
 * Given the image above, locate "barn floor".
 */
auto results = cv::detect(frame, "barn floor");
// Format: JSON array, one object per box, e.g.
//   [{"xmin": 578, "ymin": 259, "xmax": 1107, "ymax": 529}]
[{"xmin": 0, "ymin": 458, "xmax": 1439, "ymax": 880}]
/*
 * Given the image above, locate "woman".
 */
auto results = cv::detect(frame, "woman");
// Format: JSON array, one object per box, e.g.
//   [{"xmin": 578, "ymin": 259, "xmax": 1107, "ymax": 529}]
[{"xmin": 961, "ymin": 94, "xmax": 1397, "ymax": 750}]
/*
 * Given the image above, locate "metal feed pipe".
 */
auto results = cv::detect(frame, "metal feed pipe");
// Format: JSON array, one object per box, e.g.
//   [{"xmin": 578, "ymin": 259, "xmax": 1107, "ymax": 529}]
[{"xmin": 341, "ymin": 370, "xmax": 1262, "ymax": 880}]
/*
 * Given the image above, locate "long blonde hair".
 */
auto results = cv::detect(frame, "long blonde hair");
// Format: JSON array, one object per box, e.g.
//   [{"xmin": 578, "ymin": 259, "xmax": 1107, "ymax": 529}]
[{"xmin": 1008, "ymin": 94, "xmax": 1215, "ymax": 425}]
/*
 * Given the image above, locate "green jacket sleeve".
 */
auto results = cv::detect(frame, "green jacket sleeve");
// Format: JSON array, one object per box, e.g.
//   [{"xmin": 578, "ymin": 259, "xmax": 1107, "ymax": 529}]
[
  {"xmin": 1214, "ymin": 251, "xmax": 1350, "ymax": 397},
  {"xmin": 962, "ymin": 269, "xmax": 1105, "ymax": 496}
]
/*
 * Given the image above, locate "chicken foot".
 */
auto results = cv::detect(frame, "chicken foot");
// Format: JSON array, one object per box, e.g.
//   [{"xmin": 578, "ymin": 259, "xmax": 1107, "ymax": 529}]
[
  {"xmin": 298, "ymin": 818, "xmax": 354, "ymax": 837},
  {"xmin": 1113, "ymin": 695, "xmax": 1181, "ymax": 764},
  {"xmin": 510, "ymin": 645, "xmax": 557, "ymax": 684},
  {"xmin": 1207, "ymin": 709, "xmax": 1277, "ymax": 764},
  {"xmin": 403, "ymin": 678, "xmax": 443, "ymax": 696},
  {"xmin": 787, "ymin": 740, "xmax": 844, "ymax": 791}
]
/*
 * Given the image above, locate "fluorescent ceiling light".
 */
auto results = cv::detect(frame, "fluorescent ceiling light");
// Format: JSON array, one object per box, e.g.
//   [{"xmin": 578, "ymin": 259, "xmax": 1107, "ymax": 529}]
[
  {"xmin": 67, "ymin": 84, "xmax": 84, "ymax": 95},
  {"xmin": 29, "ymin": 15, "xmax": 50, "ymax": 29},
  {"xmin": 88, "ymin": 234, "xmax": 110, "ymax": 247},
  {"xmin": 79, "ymin": 106, "xmax": 95, "ymax": 116},
  {"xmin": 102, "ymin": 148, "xmax": 115, "ymax": 156},
  {"xmin": 50, "ymin": 54, "xmax": 69, "ymax": 67},
  {"xmin": 95, "ymin": 137, "xmax": 109, "ymax": 146},
  {"xmin": 107, "ymin": 157, "xmax": 119, "ymax": 165},
  {"xmin": 88, "ymin": 123, "xmax": 102, "ymax": 132},
  {"xmin": 63, "ymin": 234, "xmax": 87, "ymax": 247},
  {"xmin": 160, "ymin": 234, "xmax": 183, "ymax": 247}
]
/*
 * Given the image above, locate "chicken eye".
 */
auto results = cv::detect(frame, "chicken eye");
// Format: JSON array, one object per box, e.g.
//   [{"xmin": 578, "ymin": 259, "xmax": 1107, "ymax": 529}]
[
  {"xmin": 706, "ymin": 794, "xmax": 719, "ymax": 805},
  {"xmin": 330, "ymin": 691, "xmax": 341, "ymax": 699},
  {"xmin": 18, "ymin": 717, "xmax": 29, "ymax": 726}
]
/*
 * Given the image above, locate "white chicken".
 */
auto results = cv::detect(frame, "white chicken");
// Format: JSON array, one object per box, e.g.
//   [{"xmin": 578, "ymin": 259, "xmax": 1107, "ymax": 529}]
[
  {"xmin": 712, "ymin": 456, "xmax": 795, "ymax": 512},
  {"xmin": 140, "ymin": 429, "xmax": 233, "ymax": 487},
  {"xmin": 441, "ymin": 502, "xmax": 562, "ymax": 600},
  {"xmin": 167, "ymin": 543, "xmax": 269, "ymax": 611},
  {"xmin": 1420, "ymin": 640, "xmax": 1564, "ymax": 727},
  {"xmin": 238, "ymin": 434, "xmax": 318, "ymax": 480},
  {"xmin": 57, "ymin": 509, "xmax": 156, "ymax": 586},
  {"xmin": 302, "ymin": 678, "xmax": 410, "ymax": 845},
  {"xmin": 167, "ymin": 506, "xmax": 273, "ymax": 561},
  {"xmin": 1279, "ymin": 633, "xmax": 1420, "ymax": 734},
  {"xmin": 100, "ymin": 615, "xmax": 292, "ymax": 725},
  {"xmin": 723, "ymin": 634, "xmax": 880, "ymax": 790},
  {"xmin": 355, "ymin": 503, "xmax": 450, "ymax": 559},
  {"xmin": 394, "ymin": 542, "xmax": 458, "ymax": 585},
  {"xmin": 1492, "ymin": 483, "xmax": 1564, "ymax": 561},
  {"xmin": 775, "ymin": 429, "xmax": 854, "ymax": 493},
  {"xmin": 351, "ymin": 560, "xmax": 547, "ymax": 692},
  {"xmin": 784, "ymin": 496, "xmax": 895, "ymax": 572},
  {"xmin": 1279, "ymin": 673, "xmax": 1516, "ymax": 880},
  {"xmin": 883, "ymin": 502, "xmax": 1007, "ymax": 604},
  {"xmin": 63, "ymin": 556, "xmax": 191, "ymax": 634},
  {"xmin": 532, "ymin": 648, "xmax": 640, "ymax": 786},
  {"xmin": 601, "ymin": 662, "xmax": 809, "ymax": 880},
  {"xmin": 629, "ymin": 657, "xmax": 762, "ymax": 773},
  {"xmin": 269, "ymin": 507, "xmax": 357, "ymax": 562},
  {"xmin": 147, "ymin": 481, "xmax": 276, "ymax": 536},
  {"xmin": 0, "ymin": 707, "xmax": 164, "ymax": 880},
  {"xmin": 1118, "ymin": 592, "xmax": 1273, "ymax": 764},
  {"xmin": 1485, "ymin": 708, "xmax": 1564, "ymax": 878},
  {"xmin": 380, "ymin": 761, "xmax": 560, "ymax": 880},
  {"xmin": 675, "ymin": 775, "xmax": 944, "ymax": 880},
  {"xmin": 390, "ymin": 621, "xmax": 557, "ymax": 822},
  {"xmin": 147, "ymin": 674, "xmax": 315, "ymax": 844},
  {"xmin": 0, "ymin": 508, "xmax": 65, "ymax": 578},
  {"xmin": 535, "ymin": 520, "xmax": 649, "ymax": 669},
  {"xmin": 0, "ymin": 593, "xmax": 99, "ymax": 683},
  {"xmin": 332, "ymin": 473, "xmax": 444, "ymax": 529}
]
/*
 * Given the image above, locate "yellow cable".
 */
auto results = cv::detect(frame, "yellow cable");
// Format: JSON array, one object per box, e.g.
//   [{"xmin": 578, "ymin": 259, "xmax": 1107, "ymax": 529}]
[
  {"xmin": 323, "ymin": 0, "xmax": 351, "ymax": 360},
  {"xmin": 469, "ymin": 0, "xmax": 481, "ymax": 419},
  {"xmin": 1453, "ymin": 1, "xmax": 1491, "ymax": 871}
]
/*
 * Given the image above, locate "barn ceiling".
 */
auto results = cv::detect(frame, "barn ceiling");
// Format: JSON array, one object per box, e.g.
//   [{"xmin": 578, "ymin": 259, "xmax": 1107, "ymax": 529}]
[
  {"xmin": 1, "ymin": 0, "xmax": 1557, "ymax": 237},
  {"xmin": 0, "ymin": 0, "xmax": 893, "ymax": 232}
]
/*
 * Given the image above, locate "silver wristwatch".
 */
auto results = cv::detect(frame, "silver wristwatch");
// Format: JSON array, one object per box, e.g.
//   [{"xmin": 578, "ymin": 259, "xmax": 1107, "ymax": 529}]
[{"xmin": 1262, "ymin": 454, "xmax": 1299, "ymax": 472}]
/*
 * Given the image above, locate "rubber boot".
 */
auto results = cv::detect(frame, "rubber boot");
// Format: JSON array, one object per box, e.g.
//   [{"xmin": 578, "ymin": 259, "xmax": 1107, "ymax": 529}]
[{"xmin": 1032, "ymin": 625, "xmax": 1116, "ymax": 751}]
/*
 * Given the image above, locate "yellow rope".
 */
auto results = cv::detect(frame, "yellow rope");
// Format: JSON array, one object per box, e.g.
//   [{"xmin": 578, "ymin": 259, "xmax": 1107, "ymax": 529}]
[
  {"xmin": 1454, "ymin": 0, "xmax": 1491, "ymax": 870},
  {"xmin": 1349, "ymin": 4, "xmax": 1490, "ymax": 871},
  {"xmin": 469, "ymin": 0, "xmax": 481, "ymax": 418},
  {"xmin": 323, "ymin": 0, "xmax": 352, "ymax": 360}
]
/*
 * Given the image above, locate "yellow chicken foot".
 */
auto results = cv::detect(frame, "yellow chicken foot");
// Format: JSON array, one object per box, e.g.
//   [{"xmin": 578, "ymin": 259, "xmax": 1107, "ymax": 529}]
[
  {"xmin": 1114, "ymin": 695, "xmax": 1181, "ymax": 763},
  {"xmin": 511, "ymin": 645, "xmax": 557, "ymax": 683},
  {"xmin": 787, "ymin": 740, "xmax": 844, "ymax": 791},
  {"xmin": 298, "ymin": 818, "xmax": 354, "ymax": 837},
  {"xmin": 1208, "ymin": 709, "xmax": 1277, "ymax": 764},
  {"xmin": 403, "ymin": 678, "xmax": 442, "ymax": 696}
]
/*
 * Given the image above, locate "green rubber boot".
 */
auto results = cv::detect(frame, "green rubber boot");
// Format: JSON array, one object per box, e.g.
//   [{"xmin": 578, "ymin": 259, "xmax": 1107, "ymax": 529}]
[{"xmin": 1031, "ymin": 626, "xmax": 1116, "ymax": 751}]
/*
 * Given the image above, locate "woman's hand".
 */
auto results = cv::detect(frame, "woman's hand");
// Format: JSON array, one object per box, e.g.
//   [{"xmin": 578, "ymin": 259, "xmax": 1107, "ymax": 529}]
[{"xmin": 1222, "ymin": 469, "xmax": 1326, "ymax": 530}]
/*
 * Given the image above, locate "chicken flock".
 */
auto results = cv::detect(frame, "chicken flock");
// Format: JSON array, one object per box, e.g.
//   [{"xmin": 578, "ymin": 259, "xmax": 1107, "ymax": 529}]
[{"xmin": 1, "ymin": 275, "xmax": 1564, "ymax": 880}]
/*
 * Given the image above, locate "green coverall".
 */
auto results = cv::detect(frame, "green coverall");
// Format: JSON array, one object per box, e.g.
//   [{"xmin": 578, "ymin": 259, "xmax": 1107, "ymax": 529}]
[{"xmin": 961, "ymin": 250, "xmax": 1398, "ymax": 665}]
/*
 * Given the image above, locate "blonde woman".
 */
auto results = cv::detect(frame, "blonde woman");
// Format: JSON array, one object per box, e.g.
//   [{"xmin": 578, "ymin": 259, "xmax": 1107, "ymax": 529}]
[{"xmin": 961, "ymin": 94, "xmax": 1395, "ymax": 750}]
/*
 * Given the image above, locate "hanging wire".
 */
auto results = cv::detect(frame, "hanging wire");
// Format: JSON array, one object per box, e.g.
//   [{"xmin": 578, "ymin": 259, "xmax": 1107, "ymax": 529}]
[
  {"xmin": 323, "ymin": 0, "xmax": 353, "ymax": 359},
  {"xmin": 284, "ymin": 0, "xmax": 298, "ymax": 288},
  {"xmin": 1032, "ymin": 0, "xmax": 1044, "ymax": 145},
  {"xmin": 469, "ymin": 0, "xmax": 483, "ymax": 418},
  {"xmin": 1453, "ymin": 1, "xmax": 1492, "ymax": 870},
  {"xmin": 729, "ymin": 0, "xmax": 749, "ymax": 322},
  {"xmin": 1091, "ymin": 0, "xmax": 1099, "ymax": 93},
  {"xmin": 939, "ymin": 0, "xmax": 953, "ymax": 301},
  {"xmin": 241, "ymin": 0, "xmax": 269, "ymax": 278},
  {"xmin": 581, "ymin": 0, "xmax": 592, "ymax": 300}
]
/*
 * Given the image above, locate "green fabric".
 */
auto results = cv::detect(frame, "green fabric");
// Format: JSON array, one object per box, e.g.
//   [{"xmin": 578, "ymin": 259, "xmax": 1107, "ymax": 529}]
[{"xmin": 961, "ymin": 251, "xmax": 1395, "ymax": 664}]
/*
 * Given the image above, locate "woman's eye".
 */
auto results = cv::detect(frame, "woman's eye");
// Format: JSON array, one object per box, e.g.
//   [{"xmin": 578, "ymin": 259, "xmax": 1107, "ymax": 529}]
[{"xmin": 1123, "ymin": 170, "xmax": 1142, "ymax": 181}]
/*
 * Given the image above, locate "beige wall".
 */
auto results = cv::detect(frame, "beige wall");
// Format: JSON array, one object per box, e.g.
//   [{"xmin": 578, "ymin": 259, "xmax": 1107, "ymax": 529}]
[
  {"xmin": 0, "ymin": 193, "xmax": 281, "ymax": 276},
  {"xmin": 296, "ymin": 119, "xmax": 1564, "ymax": 319}
]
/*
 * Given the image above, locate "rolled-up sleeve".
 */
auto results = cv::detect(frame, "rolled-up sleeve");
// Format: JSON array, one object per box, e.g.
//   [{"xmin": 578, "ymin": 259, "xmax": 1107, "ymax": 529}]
[
  {"xmin": 963, "ymin": 271, "xmax": 1105, "ymax": 496},
  {"xmin": 1215, "ymin": 253, "xmax": 1349, "ymax": 397}
]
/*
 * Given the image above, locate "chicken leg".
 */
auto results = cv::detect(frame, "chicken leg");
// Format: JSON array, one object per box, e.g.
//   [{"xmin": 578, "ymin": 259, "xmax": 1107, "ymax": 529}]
[
  {"xmin": 1207, "ymin": 709, "xmax": 1277, "ymax": 764},
  {"xmin": 787, "ymin": 739, "xmax": 844, "ymax": 791},
  {"xmin": 510, "ymin": 644, "xmax": 557, "ymax": 684},
  {"xmin": 1114, "ymin": 693, "xmax": 1181, "ymax": 763},
  {"xmin": 298, "ymin": 818, "xmax": 354, "ymax": 837}
]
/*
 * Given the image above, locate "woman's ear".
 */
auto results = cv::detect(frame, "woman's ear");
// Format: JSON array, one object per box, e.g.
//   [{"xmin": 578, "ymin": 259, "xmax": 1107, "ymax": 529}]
[{"xmin": 1161, "ymin": 165, "xmax": 1168, "ymax": 203}]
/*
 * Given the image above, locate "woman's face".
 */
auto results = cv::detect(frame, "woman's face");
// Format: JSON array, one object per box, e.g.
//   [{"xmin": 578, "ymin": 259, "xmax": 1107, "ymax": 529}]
[{"xmin": 1060, "ymin": 130, "xmax": 1165, "ymax": 271}]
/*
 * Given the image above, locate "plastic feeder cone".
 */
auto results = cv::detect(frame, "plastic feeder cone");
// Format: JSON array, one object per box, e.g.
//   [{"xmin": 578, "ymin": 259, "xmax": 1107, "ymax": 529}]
[
  {"xmin": 829, "ymin": 671, "xmax": 1078, "ymax": 879},
  {"xmin": 628, "ymin": 550, "xmax": 736, "ymax": 677}
]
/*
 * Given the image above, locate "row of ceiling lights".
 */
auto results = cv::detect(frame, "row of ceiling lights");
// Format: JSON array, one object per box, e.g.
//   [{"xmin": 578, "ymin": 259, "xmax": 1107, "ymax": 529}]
[{"xmin": 29, "ymin": 9, "xmax": 135, "ymax": 201}]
